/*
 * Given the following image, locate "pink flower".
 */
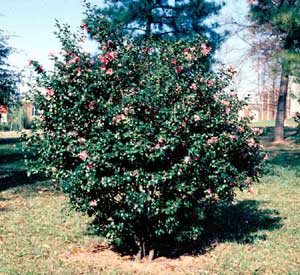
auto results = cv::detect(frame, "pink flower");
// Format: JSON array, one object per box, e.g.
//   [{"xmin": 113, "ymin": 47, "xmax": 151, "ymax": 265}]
[
  {"xmin": 194, "ymin": 115, "xmax": 201, "ymax": 121},
  {"xmin": 206, "ymin": 79, "xmax": 214, "ymax": 87},
  {"xmin": 171, "ymin": 58, "xmax": 177, "ymax": 65},
  {"xmin": 184, "ymin": 156, "xmax": 191, "ymax": 165},
  {"xmin": 198, "ymin": 75, "xmax": 204, "ymax": 82},
  {"xmin": 89, "ymin": 200, "xmax": 97, "ymax": 207},
  {"xmin": 237, "ymin": 126, "xmax": 245, "ymax": 132},
  {"xmin": 206, "ymin": 188, "xmax": 212, "ymax": 195},
  {"xmin": 248, "ymin": 187, "xmax": 255, "ymax": 194},
  {"xmin": 123, "ymin": 106, "xmax": 133, "ymax": 115},
  {"xmin": 105, "ymin": 51, "xmax": 117, "ymax": 61},
  {"xmin": 130, "ymin": 170, "xmax": 138, "ymax": 177},
  {"xmin": 245, "ymin": 177, "xmax": 251, "ymax": 185},
  {"xmin": 183, "ymin": 48, "xmax": 189, "ymax": 54},
  {"xmin": 86, "ymin": 163, "xmax": 96, "ymax": 170},
  {"xmin": 229, "ymin": 134, "xmax": 237, "ymax": 140},
  {"xmin": 227, "ymin": 65, "xmax": 237, "ymax": 77},
  {"xmin": 28, "ymin": 59, "xmax": 33, "ymax": 66},
  {"xmin": 247, "ymin": 0, "xmax": 258, "ymax": 5},
  {"xmin": 175, "ymin": 66, "xmax": 183, "ymax": 74},
  {"xmin": 49, "ymin": 51, "xmax": 55, "ymax": 57},
  {"xmin": 113, "ymin": 114, "xmax": 126, "ymax": 123},
  {"xmin": 76, "ymin": 67, "xmax": 81, "ymax": 76},
  {"xmin": 89, "ymin": 58, "xmax": 94, "ymax": 65},
  {"xmin": 200, "ymin": 43, "xmax": 212, "ymax": 56},
  {"xmin": 263, "ymin": 154, "xmax": 269, "ymax": 161},
  {"xmin": 158, "ymin": 137, "xmax": 164, "ymax": 143},
  {"xmin": 68, "ymin": 56, "xmax": 80, "ymax": 64},
  {"xmin": 47, "ymin": 88, "xmax": 54, "ymax": 96},
  {"xmin": 38, "ymin": 66, "xmax": 44, "ymax": 72},
  {"xmin": 79, "ymin": 151, "xmax": 89, "ymax": 161},
  {"xmin": 98, "ymin": 55, "xmax": 109, "ymax": 65},
  {"xmin": 190, "ymin": 83, "xmax": 198, "ymax": 91},
  {"xmin": 78, "ymin": 137, "xmax": 86, "ymax": 144},
  {"xmin": 226, "ymin": 106, "xmax": 231, "ymax": 114},
  {"xmin": 89, "ymin": 101, "xmax": 95, "ymax": 109},
  {"xmin": 106, "ymin": 68, "xmax": 114, "ymax": 75},
  {"xmin": 259, "ymin": 144, "xmax": 264, "ymax": 149},
  {"xmin": 247, "ymin": 138, "xmax": 255, "ymax": 147},
  {"xmin": 61, "ymin": 50, "xmax": 68, "ymax": 56},
  {"xmin": 252, "ymin": 127, "xmax": 263, "ymax": 135},
  {"xmin": 185, "ymin": 53, "xmax": 195, "ymax": 61},
  {"xmin": 129, "ymin": 88, "xmax": 136, "ymax": 95},
  {"xmin": 106, "ymin": 40, "xmax": 112, "ymax": 48},
  {"xmin": 222, "ymin": 100, "xmax": 230, "ymax": 106},
  {"xmin": 207, "ymin": 136, "xmax": 219, "ymax": 145},
  {"xmin": 81, "ymin": 23, "xmax": 89, "ymax": 32},
  {"xmin": 100, "ymin": 66, "xmax": 106, "ymax": 71}
]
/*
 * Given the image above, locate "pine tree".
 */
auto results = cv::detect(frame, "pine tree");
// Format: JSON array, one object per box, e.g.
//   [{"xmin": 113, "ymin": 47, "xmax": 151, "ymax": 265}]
[
  {"xmin": 84, "ymin": 0, "xmax": 224, "ymax": 46},
  {"xmin": 0, "ymin": 31, "xmax": 19, "ymax": 106},
  {"xmin": 248, "ymin": 0, "xmax": 300, "ymax": 142}
]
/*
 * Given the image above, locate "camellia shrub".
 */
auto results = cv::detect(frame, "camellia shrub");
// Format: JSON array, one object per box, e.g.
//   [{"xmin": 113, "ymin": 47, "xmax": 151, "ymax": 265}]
[{"xmin": 25, "ymin": 18, "xmax": 265, "ymax": 259}]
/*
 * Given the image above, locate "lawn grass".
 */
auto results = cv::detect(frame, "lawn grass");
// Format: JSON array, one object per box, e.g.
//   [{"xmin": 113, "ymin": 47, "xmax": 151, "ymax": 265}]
[
  {"xmin": 250, "ymin": 118, "xmax": 298, "ymax": 128},
  {"xmin": 1, "ymin": 135, "xmax": 300, "ymax": 274}
]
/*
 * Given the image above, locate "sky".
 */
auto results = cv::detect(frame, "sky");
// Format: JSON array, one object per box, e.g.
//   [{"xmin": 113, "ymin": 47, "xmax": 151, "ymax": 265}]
[
  {"xmin": 0, "ymin": 0, "xmax": 257, "ymax": 98},
  {"xmin": 1, "ymin": 0, "xmax": 100, "ymax": 71}
]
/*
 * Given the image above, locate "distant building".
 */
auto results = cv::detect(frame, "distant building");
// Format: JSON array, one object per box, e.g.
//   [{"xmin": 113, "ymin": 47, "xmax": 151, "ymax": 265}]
[
  {"xmin": 22, "ymin": 100, "xmax": 36, "ymax": 125},
  {"xmin": 0, "ymin": 105, "xmax": 8, "ymax": 124},
  {"xmin": 240, "ymin": 78, "xmax": 300, "ymax": 121},
  {"xmin": 287, "ymin": 79, "xmax": 300, "ymax": 118}
]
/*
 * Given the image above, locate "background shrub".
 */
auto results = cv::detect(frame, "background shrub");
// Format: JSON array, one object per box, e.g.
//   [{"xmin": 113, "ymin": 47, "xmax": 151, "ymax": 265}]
[{"xmin": 25, "ymin": 19, "xmax": 265, "ymax": 258}]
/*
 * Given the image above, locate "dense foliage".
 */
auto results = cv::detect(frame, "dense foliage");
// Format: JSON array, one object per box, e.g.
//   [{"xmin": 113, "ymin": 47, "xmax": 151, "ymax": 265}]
[{"xmin": 26, "ymin": 18, "xmax": 265, "ymax": 258}]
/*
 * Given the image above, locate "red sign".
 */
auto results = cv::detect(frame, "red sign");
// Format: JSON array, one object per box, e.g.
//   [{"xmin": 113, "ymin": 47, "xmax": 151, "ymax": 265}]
[{"xmin": 0, "ymin": 105, "xmax": 8, "ymax": 114}]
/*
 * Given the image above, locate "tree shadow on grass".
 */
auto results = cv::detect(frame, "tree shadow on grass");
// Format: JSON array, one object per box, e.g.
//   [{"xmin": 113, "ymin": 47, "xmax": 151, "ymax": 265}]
[
  {"xmin": 259, "ymin": 127, "xmax": 299, "ymax": 143},
  {"xmin": 99, "ymin": 199, "xmax": 282, "ymax": 260},
  {"xmin": 155, "ymin": 200, "xmax": 282, "ymax": 259},
  {"xmin": 0, "ymin": 170, "xmax": 42, "ymax": 192},
  {"xmin": 0, "ymin": 137, "xmax": 42, "ymax": 191},
  {"xmin": 267, "ymin": 150, "xmax": 300, "ymax": 169},
  {"xmin": 0, "ymin": 137, "xmax": 21, "ymax": 145}
]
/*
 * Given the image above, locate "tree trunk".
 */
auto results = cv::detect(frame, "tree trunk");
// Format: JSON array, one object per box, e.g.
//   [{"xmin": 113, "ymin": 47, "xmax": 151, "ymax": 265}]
[
  {"xmin": 145, "ymin": 17, "xmax": 152, "ymax": 37},
  {"xmin": 145, "ymin": 0, "xmax": 152, "ymax": 37},
  {"xmin": 274, "ymin": 72, "xmax": 289, "ymax": 142},
  {"xmin": 134, "ymin": 235, "xmax": 145, "ymax": 261}
]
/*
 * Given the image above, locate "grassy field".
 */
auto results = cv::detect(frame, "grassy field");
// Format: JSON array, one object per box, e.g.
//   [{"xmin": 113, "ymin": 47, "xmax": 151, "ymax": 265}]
[
  {"xmin": 1, "ymin": 132, "xmax": 300, "ymax": 274},
  {"xmin": 250, "ymin": 118, "xmax": 298, "ymax": 128}
]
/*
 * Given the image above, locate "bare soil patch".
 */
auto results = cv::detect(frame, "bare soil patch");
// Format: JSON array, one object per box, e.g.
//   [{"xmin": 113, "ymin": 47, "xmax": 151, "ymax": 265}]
[
  {"xmin": 64, "ymin": 241, "xmax": 215, "ymax": 275},
  {"xmin": 0, "ymin": 130, "xmax": 31, "ymax": 139}
]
